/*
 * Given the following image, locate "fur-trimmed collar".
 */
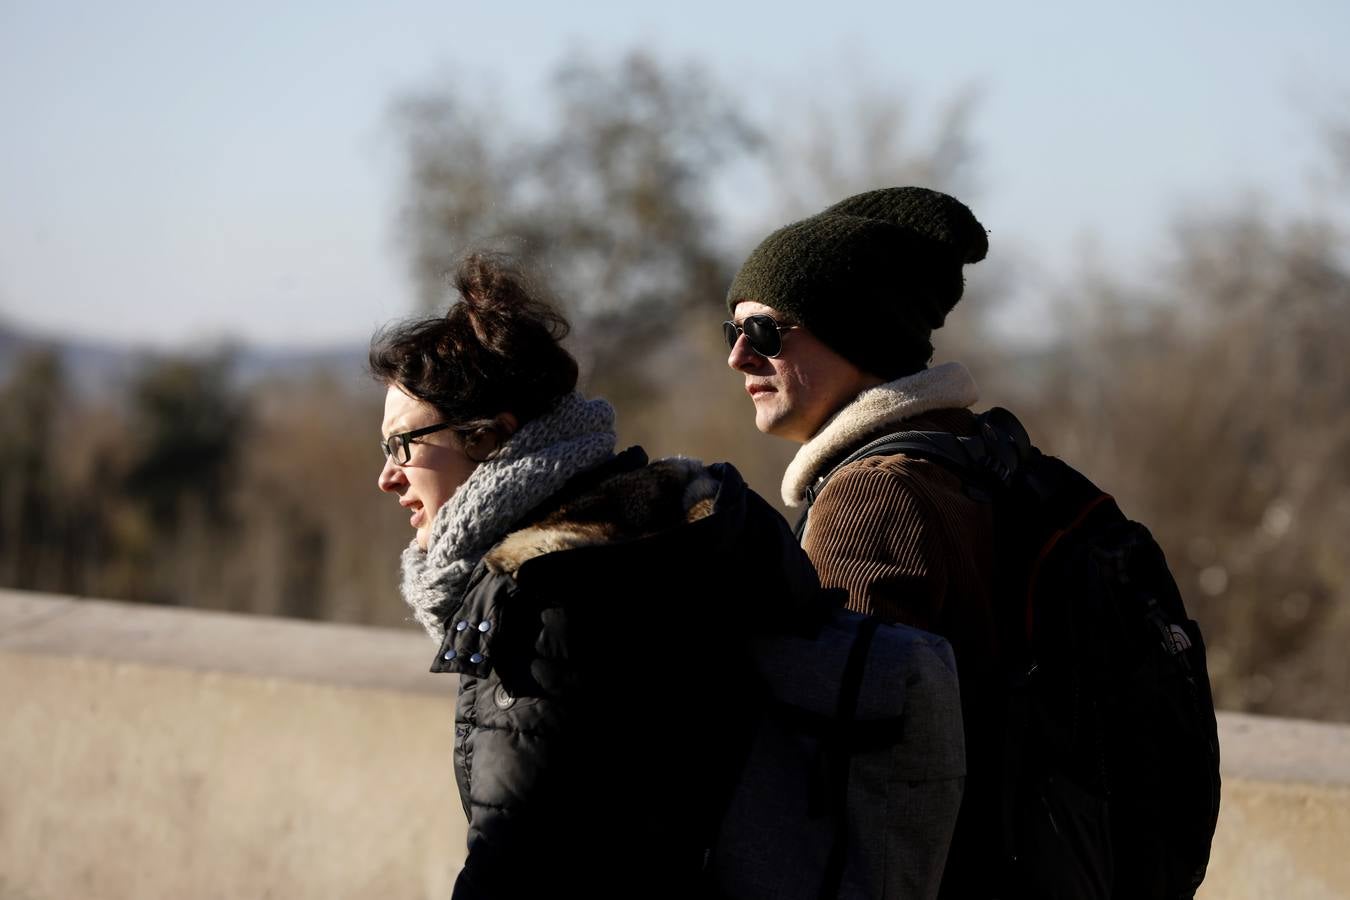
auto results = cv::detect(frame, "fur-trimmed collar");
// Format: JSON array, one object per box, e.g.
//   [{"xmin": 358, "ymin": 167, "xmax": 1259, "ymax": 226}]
[
  {"xmin": 485, "ymin": 457, "xmax": 719, "ymax": 576},
  {"xmin": 781, "ymin": 361, "xmax": 979, "ymax": 507}
]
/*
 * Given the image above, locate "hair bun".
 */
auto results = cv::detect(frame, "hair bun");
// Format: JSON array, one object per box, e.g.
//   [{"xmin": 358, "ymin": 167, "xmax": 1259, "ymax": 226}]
[
  {"xmin": 451, "ymin": 252, "xmax": 570, "ymax": 343},
  {"xmin": 454, "ymin": 251, "xmax": 515, "ymax": 316},
  {"xmin": 370, "ymin": 252, "xmax": 577, "ymax": 430},
  {"xmin": 823, "ymin": 186, "xmax": 988, "ymax": 264}
]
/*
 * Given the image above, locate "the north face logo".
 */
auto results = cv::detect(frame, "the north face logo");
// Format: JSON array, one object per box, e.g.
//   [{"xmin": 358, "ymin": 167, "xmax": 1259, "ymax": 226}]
[{"xmin": 1164, "ymin": 624, "xmax": 1193, "ymax": 655}]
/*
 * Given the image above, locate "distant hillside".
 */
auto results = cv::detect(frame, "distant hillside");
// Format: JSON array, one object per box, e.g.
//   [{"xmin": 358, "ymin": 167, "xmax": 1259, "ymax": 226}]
[{"xmin": 0, "ymin": 322, "xmax": 370, "ymax": 396}]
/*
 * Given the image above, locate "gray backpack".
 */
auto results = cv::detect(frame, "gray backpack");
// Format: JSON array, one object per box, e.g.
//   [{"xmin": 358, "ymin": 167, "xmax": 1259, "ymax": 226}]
[{"xmin": 708, "ymin": 605, "xmax": 965, "ymax": 900}]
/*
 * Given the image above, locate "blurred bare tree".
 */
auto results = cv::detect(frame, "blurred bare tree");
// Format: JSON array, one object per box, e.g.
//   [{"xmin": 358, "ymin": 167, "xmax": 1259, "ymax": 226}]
[
  {"xmin": 764, "ymin": 84, "xmax": 981, "ymax": 220},
  {"xmin": 0, "ymin": 348, "xmax": 70, "ymax": 591},
  {"xmin": 392, "ymin": 52, "xmax": 759, "ymax": 410},
  {"xmin": 122, "ymin": 352, "xmax": 247, "ymax": 529},
  {"xmin": 1007, "ymin": 187, "xmax": 1350, "ymax": 720}
]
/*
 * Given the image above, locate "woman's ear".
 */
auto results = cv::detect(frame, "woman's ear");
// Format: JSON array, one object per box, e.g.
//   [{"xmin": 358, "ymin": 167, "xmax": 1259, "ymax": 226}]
[
  {"xmin": 494, "ymin": 412, "xmax": 519, "ymax": 439},
  {"xmin": 463, "ymin": 412, "xmax": 519, "ymax": 462}
]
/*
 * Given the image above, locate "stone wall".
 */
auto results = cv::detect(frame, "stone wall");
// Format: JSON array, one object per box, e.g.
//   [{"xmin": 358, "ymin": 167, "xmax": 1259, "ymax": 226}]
[{"xmin": 2, "ymin": 590, "xmax": 1347, "ymax": 899}]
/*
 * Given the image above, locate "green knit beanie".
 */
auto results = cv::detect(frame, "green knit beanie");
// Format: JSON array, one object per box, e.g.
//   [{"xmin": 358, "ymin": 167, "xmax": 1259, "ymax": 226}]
[{"xmin": 726, "ymin": 186, "xmax": 988, "ymax": 379}]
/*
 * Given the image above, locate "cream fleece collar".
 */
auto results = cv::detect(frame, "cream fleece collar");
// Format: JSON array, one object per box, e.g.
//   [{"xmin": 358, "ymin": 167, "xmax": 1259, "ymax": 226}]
[{"xmin": 781, "ymin": 361, "xmax": 979, "ymax": 507}]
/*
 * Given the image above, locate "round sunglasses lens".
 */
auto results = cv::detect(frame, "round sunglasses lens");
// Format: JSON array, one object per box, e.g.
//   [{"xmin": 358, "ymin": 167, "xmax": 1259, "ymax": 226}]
[
  {"xmin": 723, "ymin": 321, "xmax": 741, "ymax": 351},
  {"xmin": 743, "ymin": 316, "xmax": 782, "ymax": 357}
]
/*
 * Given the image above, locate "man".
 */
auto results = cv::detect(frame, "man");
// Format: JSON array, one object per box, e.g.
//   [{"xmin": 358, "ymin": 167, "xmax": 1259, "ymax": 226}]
[{"xmin": 724, "ymin": 186, "xmax": 1001, "ymax": 897}]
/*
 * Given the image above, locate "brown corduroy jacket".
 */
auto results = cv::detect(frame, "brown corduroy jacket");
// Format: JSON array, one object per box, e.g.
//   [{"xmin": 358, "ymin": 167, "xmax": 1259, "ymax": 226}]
[
  {"xmin": 794, "ymin": 397, "xmax": 1004, "ymax": 899},
  {"xmin": 802, "ymin": 406, "xmax": 996, "ymax": 677}
]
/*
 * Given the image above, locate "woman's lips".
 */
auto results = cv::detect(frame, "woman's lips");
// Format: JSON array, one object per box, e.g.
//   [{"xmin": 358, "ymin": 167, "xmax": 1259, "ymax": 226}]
[{"xmin": 408, "ymin": 505, "xmax": 425, "ymax": 528}]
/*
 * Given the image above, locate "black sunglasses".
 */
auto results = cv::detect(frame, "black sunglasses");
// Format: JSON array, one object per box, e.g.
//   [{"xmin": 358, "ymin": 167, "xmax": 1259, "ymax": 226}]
[{"xmin": 723, "ymin": 314, "xmax": 795, "ymax": 358}]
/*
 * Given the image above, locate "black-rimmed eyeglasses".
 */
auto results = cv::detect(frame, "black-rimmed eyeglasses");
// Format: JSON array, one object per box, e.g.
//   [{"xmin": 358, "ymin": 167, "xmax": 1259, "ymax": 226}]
[
  {"xmin": 723, "ymin": 314, "xmax": 796, "ymax": 359},
  {"xmin": 380, "ymin": 422, "xmax": 455, "ymax": 466}
]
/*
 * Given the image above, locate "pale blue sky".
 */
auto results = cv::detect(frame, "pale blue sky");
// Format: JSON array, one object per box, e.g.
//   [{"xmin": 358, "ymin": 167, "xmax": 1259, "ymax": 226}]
[{"xmin": 1, "ymin": 0, "xmax": 1346, "ymax": 348}]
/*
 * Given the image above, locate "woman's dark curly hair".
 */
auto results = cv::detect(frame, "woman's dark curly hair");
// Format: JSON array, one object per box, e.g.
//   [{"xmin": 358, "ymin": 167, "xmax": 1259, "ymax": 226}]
[{"xmin": 369, "ymin": 253, "xmax": 579, "ymax": 430}]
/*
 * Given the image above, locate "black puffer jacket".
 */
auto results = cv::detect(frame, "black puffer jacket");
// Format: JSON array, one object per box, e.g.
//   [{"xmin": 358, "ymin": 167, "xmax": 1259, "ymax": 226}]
[{"xmin": 430, "ymin": 448, "xmax": 821, "ymax": 900}]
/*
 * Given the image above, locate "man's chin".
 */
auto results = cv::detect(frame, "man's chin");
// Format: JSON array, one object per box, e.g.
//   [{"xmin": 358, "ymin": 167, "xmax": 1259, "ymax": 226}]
[
  {"xmin": 758, "ymin": 411, "xmax": 819, "ymax": 444},
  {"xmin": 756, "ymin": 412, "xmax": 795, "ymax": 441}
]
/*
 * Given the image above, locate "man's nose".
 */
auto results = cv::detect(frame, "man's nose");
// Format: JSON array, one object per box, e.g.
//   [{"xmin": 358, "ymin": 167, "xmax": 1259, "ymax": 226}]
[{"xmin": 727, "ymin": 333, "xmax": 763, "ymax": 371}]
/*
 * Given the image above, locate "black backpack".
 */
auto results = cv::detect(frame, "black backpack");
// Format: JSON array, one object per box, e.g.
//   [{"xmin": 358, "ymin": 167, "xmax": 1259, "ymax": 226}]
[{"xmin": 795, "ymin": 407, "xmax": 1222, "ymax": 900}]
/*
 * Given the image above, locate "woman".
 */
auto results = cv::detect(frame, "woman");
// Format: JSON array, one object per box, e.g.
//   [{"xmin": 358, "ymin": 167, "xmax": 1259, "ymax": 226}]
[{"xmin": 372, "ymin": 253, "xmax": 821, "ymax": 899}]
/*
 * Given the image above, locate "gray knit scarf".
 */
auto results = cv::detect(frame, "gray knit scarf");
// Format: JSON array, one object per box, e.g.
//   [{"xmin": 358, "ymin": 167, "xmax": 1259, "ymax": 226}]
[{"xmin": 399, "ymin": 391, "xmax": 617, "ymax": 641}]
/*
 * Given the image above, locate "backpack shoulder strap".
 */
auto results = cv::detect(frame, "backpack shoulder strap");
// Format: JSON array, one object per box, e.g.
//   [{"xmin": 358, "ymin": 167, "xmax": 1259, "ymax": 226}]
[
  {"xmin": 794, "ymin": 407, "xmax": 1034, "ymax": 541},
  {"xmin": 802, "ymin": 431, "xmax": 974, "ymax": 507}
]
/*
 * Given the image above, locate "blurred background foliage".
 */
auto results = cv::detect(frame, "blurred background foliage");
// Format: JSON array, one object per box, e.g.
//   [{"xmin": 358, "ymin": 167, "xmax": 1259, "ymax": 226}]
[{"xmin": 1, "ymin": 50, "xmax": 1347, "ymax": 722}]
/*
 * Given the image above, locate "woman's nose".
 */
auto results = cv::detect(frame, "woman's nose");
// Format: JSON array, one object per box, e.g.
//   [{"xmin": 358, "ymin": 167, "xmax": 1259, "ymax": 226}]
[{"xmin": 377, "ymin": 456, "xmax": 405, "ymax": 493}]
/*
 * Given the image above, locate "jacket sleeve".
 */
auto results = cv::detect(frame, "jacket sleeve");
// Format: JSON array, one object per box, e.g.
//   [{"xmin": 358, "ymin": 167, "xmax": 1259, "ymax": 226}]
[
  {"xmin": 444, "ymin": 575, "xmax": 589, "ymax": 899},
  {"xmin": 449, "ymin": 586, "xmax": 676, "ymax": 899},
  {"xmin": 802, "ymin": 461, "xmax": 950, "ymax": 629}
]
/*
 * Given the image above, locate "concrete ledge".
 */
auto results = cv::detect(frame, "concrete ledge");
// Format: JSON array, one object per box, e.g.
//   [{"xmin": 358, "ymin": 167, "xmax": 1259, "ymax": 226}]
[
  {"xmin": 1, "ymin": 589, "xmax": 441, "ymax": 694},
  {"xmin": 1, "ymin": 590, "xmax": 462, "ymax": 900},
  {"xmin": 1202, "ymin": 714, "xmax": 1350, "ymax": 899},
  {"xmin": 1206, "ymin": 778, "xmax": 1350, "ymax": 899},
  {"xmin": 1217, "ymin": 711, "xmax": 1350, "ymax": 785},
  {"xmin": 2, "ymin": 589, "xmax": 1348, "ymax": 899}
]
